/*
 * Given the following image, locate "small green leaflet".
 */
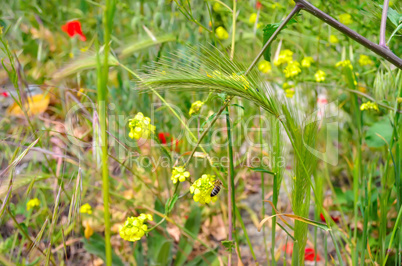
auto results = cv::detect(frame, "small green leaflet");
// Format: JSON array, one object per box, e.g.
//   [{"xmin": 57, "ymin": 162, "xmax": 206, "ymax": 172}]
[
  {"xmin": 262, "ymin": 18, "xmax": 298, "ymax": 62},
  {"xmin": 221, "ymin": 240, "xmax": 235, "ymax": 252}
]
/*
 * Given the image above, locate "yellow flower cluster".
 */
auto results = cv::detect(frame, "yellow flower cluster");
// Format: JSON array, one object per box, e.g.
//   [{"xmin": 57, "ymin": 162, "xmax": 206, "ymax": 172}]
[
  {"xmin": 274, "ymin": 49, "xmax": 293, "ymax": 66},
  {"xmin": 26, "ymin": 198, "xmax": 40, "ymax": 210},
  {"xmin": 339, "ymin": 13, "xmax": 352, "ymax": 25},
  {"xmin": 285, "ymin": 89, "xmax": 295, "ymax": 98},
  {"xmin": 80, "ymin": 203, "xmax": 92, "ymax": 214},
  {"xmin": 171, "ymin": 166, "xmax": 190, "ymax": 184},
  {"xmin": 128, "ymin": 112, "xmax": 156, "ymax": 140},
  {"xmin": 258, "ymin": 60, "xmax": 272, "ymax": 74},
  {"xmin": 283, "ymin": 83, "xmax": 295, "ymax": 98},
  {"xmin": 283, "ymin": 61, "xmax": 301, "ymax": 78},
  {"xmin": 360, "ymin": 101, "xmax": 379, "ymax": 112},
  {"xmin": 358, "ymin": 55, "xmax": 374, "ymax": 66},
  {"xmin": 189, "ymin": 101, "xmax": 204, "ymax": 116},
  {"xmin": 335, "ymin": 60, "xmax": 353, "ymax": 69},
  {"xmin": 315, "ymin": 70, "xmax": 326, "ymax": 82},
  {"xmin": 119, "ymin": 214, "xmax": 153, "ymax": 242},
  {"xmin": 215, "ymin": 26, "xmax": 229, "ymax": 40},
  {"xmin": 301, "ymin": 57, "xmax": 314, "ymax": 68},
  {"xmin": 329, "ymin": 35, "xmax": 339, "ymax": 44},
  {"xmin": 190, "ymin": 174, "xmax": 219, "ymax": 204}
]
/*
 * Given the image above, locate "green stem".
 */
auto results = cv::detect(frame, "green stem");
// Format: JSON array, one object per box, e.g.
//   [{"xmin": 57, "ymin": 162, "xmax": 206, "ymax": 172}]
[{"xmin": 98, "ymin": 0, "xmax": 115, "ymax": 264}]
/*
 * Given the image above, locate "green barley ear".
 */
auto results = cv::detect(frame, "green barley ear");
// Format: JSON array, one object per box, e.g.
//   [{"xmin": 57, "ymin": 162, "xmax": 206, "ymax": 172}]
[
  {"xmin": 139, "ymin": 45, "xmax": 281, "ymax": 117},
  {"xmin": 282, "ymin": 104, "xmax": 318, "ymax": 266}
]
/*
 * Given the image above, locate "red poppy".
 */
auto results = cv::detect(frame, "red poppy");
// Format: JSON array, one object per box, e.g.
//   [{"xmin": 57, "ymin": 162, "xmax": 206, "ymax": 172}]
[
  {"xmin": 256, "ymin": 1, "xmax": 262, "ymax": 9},
  {"xmin": 1, "ymin": 91, "xmax": 9, "ymax": 97},
  {"xmin": 320, "ymin": 213, "xmax": 340, "ymax": 223},
  {"xmin": 283, "ymin": 243, "xmax": 321, "ymax": 262},
  {"xmin": 158, "ymin": 132, "xmax": 170, "ymax": 144},
  {"xmin": 158, "ymin": 132, "xmax": 180, "ymax": 152},
  {"xmin": 304, "ymin": 248, "xmax": 321, "ymax": 261},
  {"xmin": 61, "ymin": 20, "xmax": 86, "ymax": 41}
]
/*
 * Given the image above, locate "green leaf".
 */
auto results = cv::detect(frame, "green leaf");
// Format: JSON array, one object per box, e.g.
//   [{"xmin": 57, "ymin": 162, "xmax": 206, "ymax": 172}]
[
  {"xmin": 174, "ymin": 205, "xmax": 202, "ymax": 266},
  {"xmin": 83, "ymin": 233, "xmax": 124, "ymax": 266},
  {"xmin": 185, "ymin": 249, "xmax": 219, "ymax": 266},
  {"xmin": 230, "ymin": 103, "xmax": 244, "ymax": 110},
  {"xmin": 381, "ymin": 5, "xmax": 402, "ymax": 27},
  {"xmin": 365, "ymin": 118, "xmax": 393, "ymax": 148},
  {"xmin": 221, "ymin": 240, "xmax": 235, "ymax": 252},
  {"xmin": 134, "ymin": 241, "xmax": 145, "ymax": 266},
  {"xmin": 249, "ymin": 167, "xmax": 276, "ymax": 176},
  {"xmin": 156, "ymin": 240, "xmax": 172, "ymax": 265},
  {"xmin": 165, "ymin": 194, "xmax": 179, "ymax": 214},
  {"xmin": 262, "ymin": 18, "xmax": 297, "ymax": 61}
]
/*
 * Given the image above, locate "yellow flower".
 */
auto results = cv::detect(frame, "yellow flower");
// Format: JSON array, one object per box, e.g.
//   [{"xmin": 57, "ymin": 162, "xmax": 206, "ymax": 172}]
[
  {"xmin": 128, "ymin": 112, "xmax": 156, "ymax": 140},
  {"xmin": 360, "ymin": 101, "xmax": 379, "ymax": 112},
  {"xmin": 285, "ymin": 89, "xmax": 295, "ymax": 98},
  {"xmin": 213, "ymin": 2, "xmax": 222, "ymax": 12},
  {"xmin": 335, "ymin": 60, "xmax": 353, "ymax": 70},
  {"xmin": 171, "ymin": 166, "xmax": 190, "ymax": 184},
  {"xmin": 189, "ymin": 101, "xmax": 204, "ymax": 116},
  {"xmin": 271, "ymin": 2, "xmax": 281, "ymax": 9},
  {"xmin": 358, "ymin": 55, "xmax": 374, "ymax": 66},
  {"xmin": 230, "ymin": 73, "xmax": 250, "ymax": 90},
  {"xmin": 215, "ymin": 26, "xmax": 229, "ymax": 40},
  {"xmin": 26, "ymin": 198, "xmax": 40, "ymax": 210},
  {"xmin": 283, "ymin": 61, "xmax": 301, "ymax": 78},
  {"xmin": 258, "ymin": 60, "xmax": 272, "ymax": 74},
  {"xmin": 329, "ymin": 35, "xmax": 339, "ymax": 44},
  {"xmin": 80, "ymin": 203, "xmax": 93, "ymax": 214},
  {"xmin": 84, "ymin": 221, "xmax": 94, "ymax": 239},
  {"xmin": 190, "ymin": 174, "xmax": 219, "ymax": 204},
  {"xmin": 339, "ymin": 13, "xmax": 352, "ymax": 25},
  {"xmin": 249, "ymin": 13, "xmax": 258, "ymax": 24},
  {"xmin": 274, "ymin": 49, "xmax": 293, "ymax": 66},
  {"xmin": 315, "ymin": 70, "xmax": 326, "ymax": 82},
  {"xmin": 301, "ymin": 57, "xmax": 314, "ymax": 68},
  {"xmin": 119, "ymin": 214, "xmax": 153, "ymax": 242}
]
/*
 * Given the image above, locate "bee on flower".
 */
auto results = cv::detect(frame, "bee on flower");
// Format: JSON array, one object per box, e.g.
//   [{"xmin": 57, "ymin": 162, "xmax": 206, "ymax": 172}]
[
  {"xmin": 283, "ymin": 61, "xmax": 301, "ymax": 78},
  {"xmin": 189, "ymin": 101, "xmax": 204, "ymax": 116},
  {"xmin": 171, "ymin": 166, "xmax": 190, "ymax": 184},
  {"xmin": 358, "ymin": 55, "xmax": 374, "ymax": 66},
  {"xmin": 27, "ymin": 198, "xmax": 40, "ymax": 210},
  {"xmin": 258, "ymin": 60, "xmax": 272, "ymax": 74},
  {"xmin": 339, "ymin": 13, "xmax": 352, "ymax": 25},
  {"xmin": 215, "ymin": 26, "xmax": 229, "ymax": 40},
  {"xmin": 128, "ymin": 112, "xmax": 156, "ymax": 140},
  {"xmin": 315, "ymin": 70, "xmax": 326, "ymax": 82},
  {"xmin": 119, "ymin": 214, "xmax": 153, "ymax": 242},
  {"xmin": 190, "ymin": 174, "xmax": 219, "ymax": 204},
  {"xmin": 80, "ymin": 203, "xmax": 93, "ymax": 214},
  {"xmin": 301, "ymin": 57, "xmax": 314, "ymax": 68},
  {"xmin": 360, "ymin": 101, "xmax": 379, "ymax": 112},
  {"xmin": 274, "ymin": 49, "xmax": 293, "ymax": 66}
]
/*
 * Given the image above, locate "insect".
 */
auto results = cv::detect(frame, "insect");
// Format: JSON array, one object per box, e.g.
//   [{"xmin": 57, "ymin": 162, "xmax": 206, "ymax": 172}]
[{"xmin": 210, "ymin": 179, "xmax": 223, "ymax": 197}]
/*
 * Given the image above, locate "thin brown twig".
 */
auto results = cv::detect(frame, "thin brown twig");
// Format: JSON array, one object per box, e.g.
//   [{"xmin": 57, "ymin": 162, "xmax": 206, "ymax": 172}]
[{"xmin": 294, "ymin": 0, "xmax": 402, "ymax": 69}]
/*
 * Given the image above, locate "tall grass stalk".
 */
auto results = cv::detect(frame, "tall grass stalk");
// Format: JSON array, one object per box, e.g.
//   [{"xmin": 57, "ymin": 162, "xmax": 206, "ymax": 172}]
[
  {"xmin": 270, "ymin": 115, "xmax": 284, "ymax": 265},
  {"xmin": 97, "ymin": 0, "xmax": 116, "ymax": 265}
]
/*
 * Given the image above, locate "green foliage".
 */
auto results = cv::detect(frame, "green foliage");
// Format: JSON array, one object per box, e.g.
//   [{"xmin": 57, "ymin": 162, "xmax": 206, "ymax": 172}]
[{"xmin": 83, "ymin": 234, "xmax": 124, "ymax": 266}]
